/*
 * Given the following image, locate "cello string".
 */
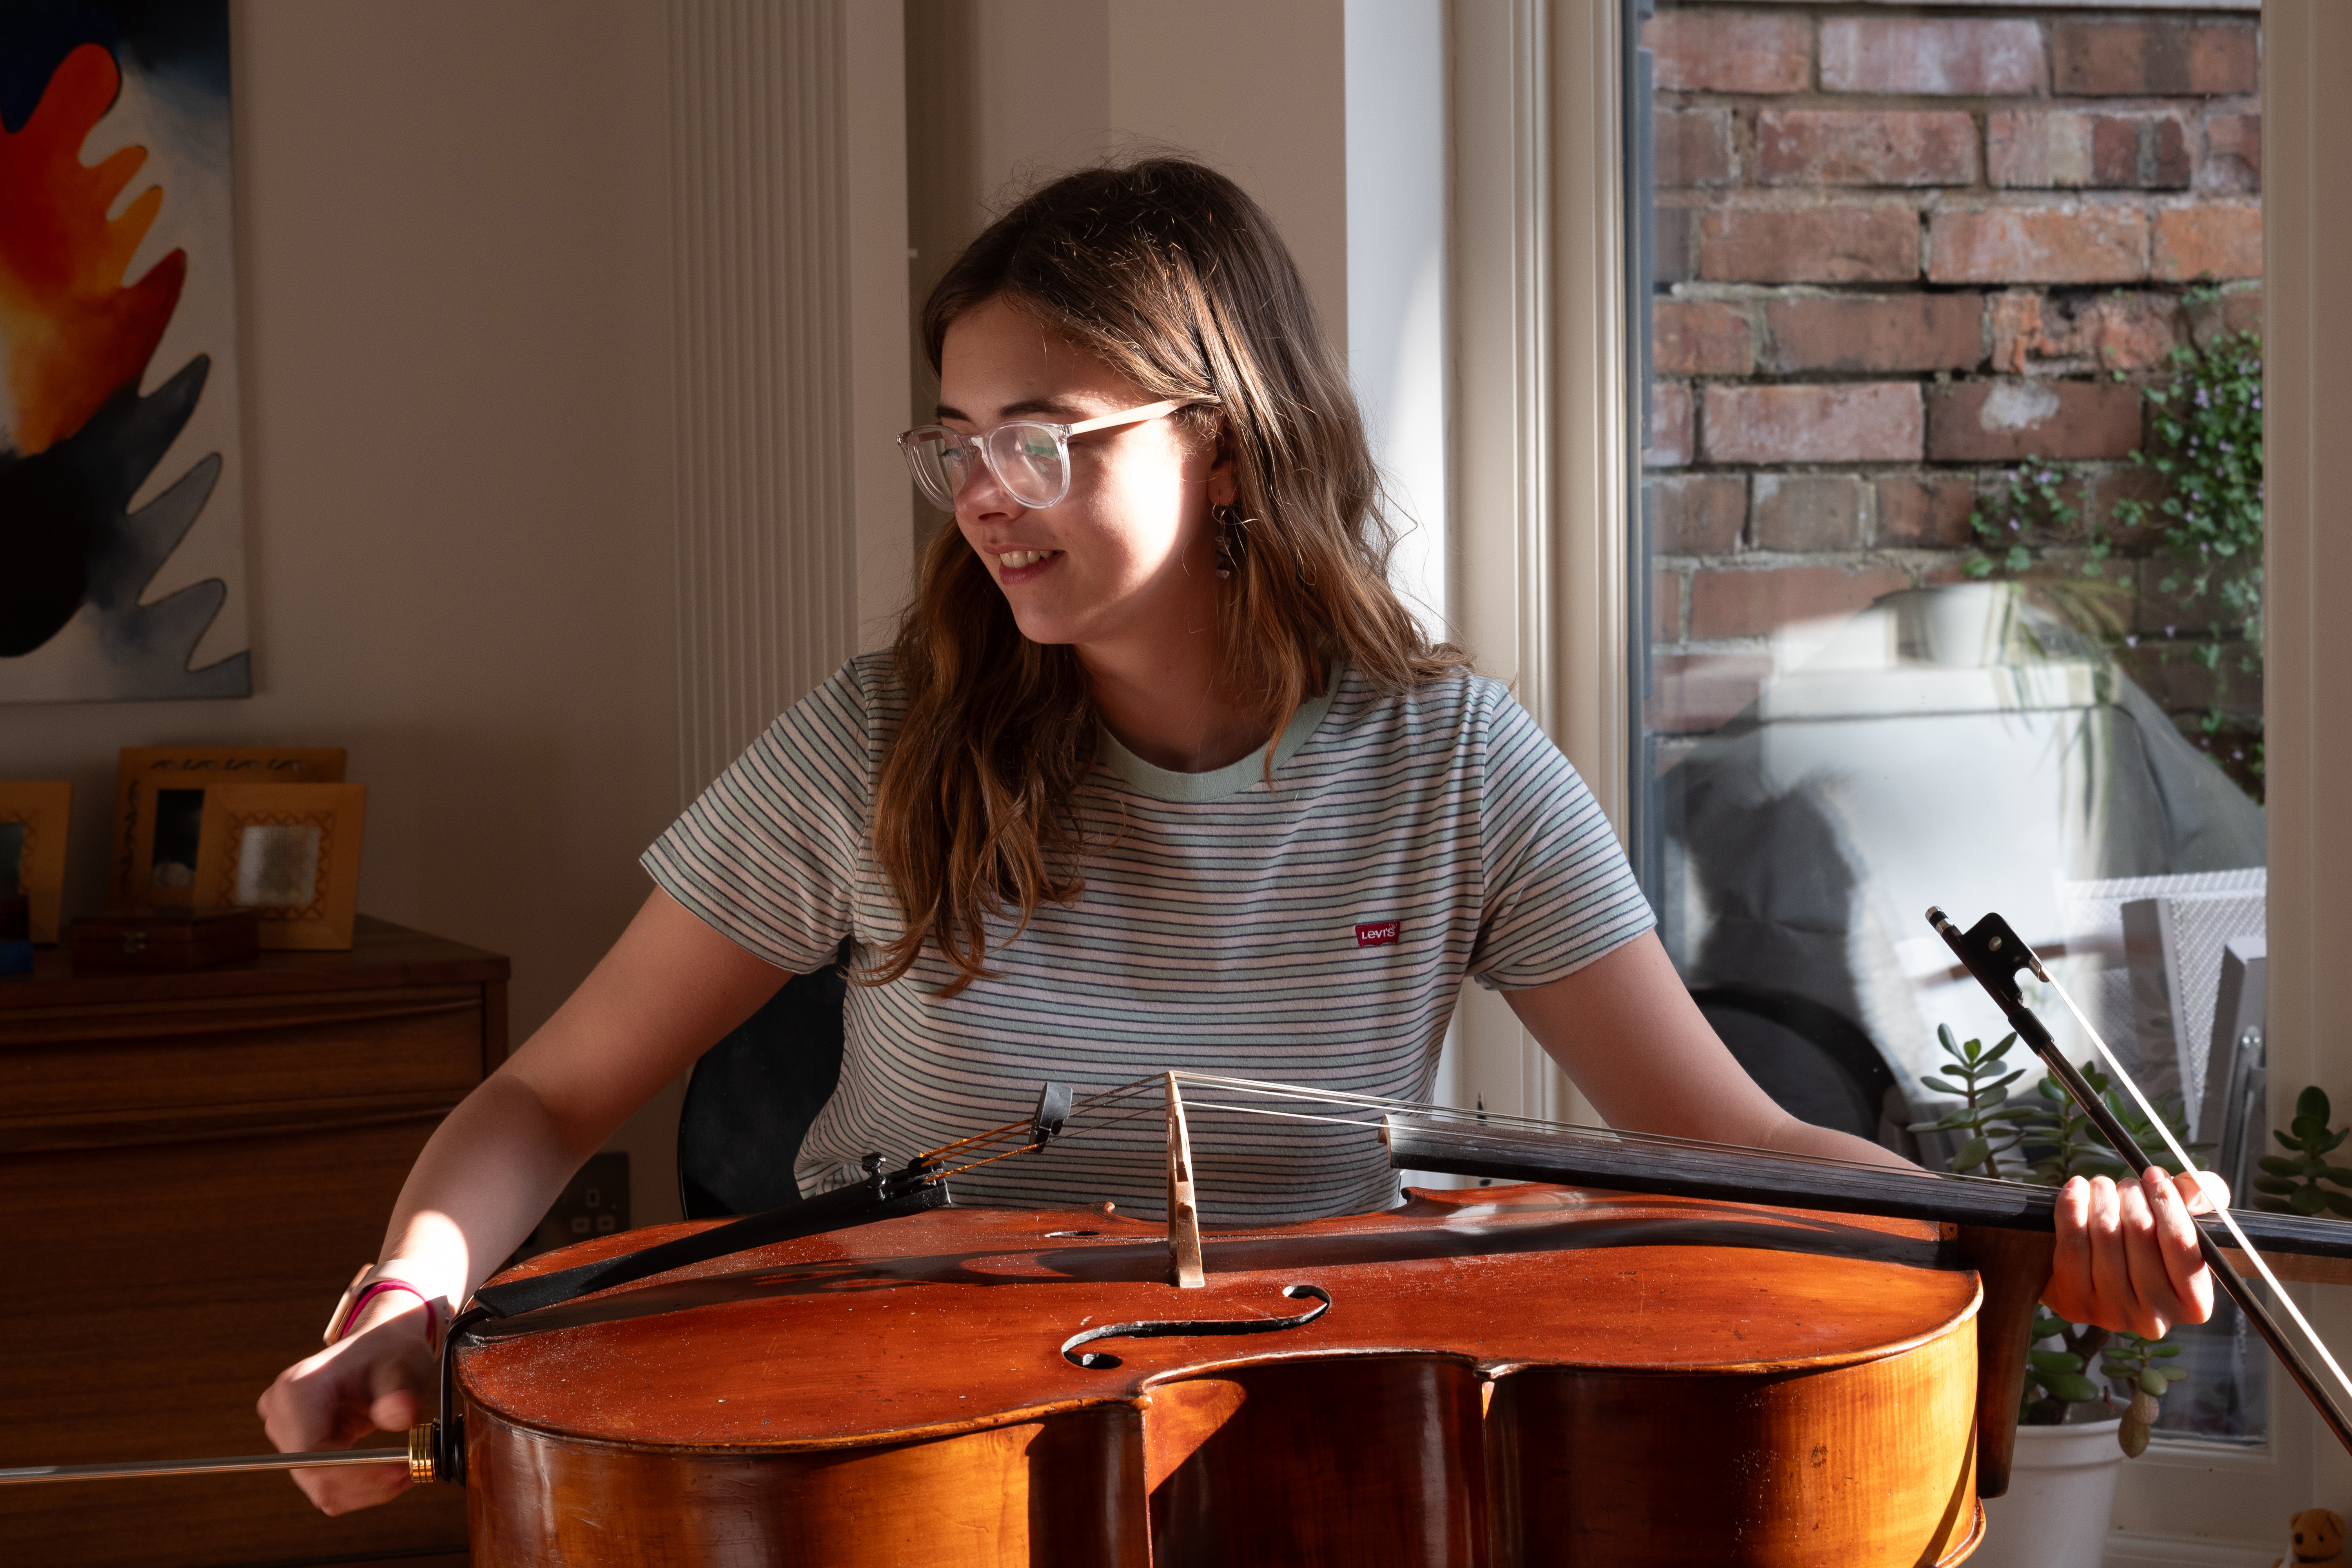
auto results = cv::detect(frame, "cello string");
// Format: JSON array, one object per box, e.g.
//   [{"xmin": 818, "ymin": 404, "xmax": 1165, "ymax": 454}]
[
  {"xmin": 924, "ymin": 1066, "xmax": 2172, "ymax": 1217},
  {"xmin": 916, "ymin": 1076, "xmax": 1167, "ymax": 1165},
  {"xmin": 2035, "ymin": 965, "xmax": 2352, "ymax": 1406}
]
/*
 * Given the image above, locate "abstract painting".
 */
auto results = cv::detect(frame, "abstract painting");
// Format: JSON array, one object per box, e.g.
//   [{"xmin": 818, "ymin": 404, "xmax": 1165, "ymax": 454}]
[{"xmin": 0, "ymin": 1, "xmax": 249, "ymax": 702}]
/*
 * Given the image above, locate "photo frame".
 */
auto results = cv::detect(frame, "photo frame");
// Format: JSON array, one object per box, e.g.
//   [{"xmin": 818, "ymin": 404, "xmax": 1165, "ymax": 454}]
[
  {"xmin": 114, "ymin": 748, "xmax": 345, "ymax": 908},
  {"xmin": 190, "ymin": 782, "xmax": 367, "ymax": 950},
  {"xmin": 0, "ymin": 782, "xmax": 73, "ymax": 944}
]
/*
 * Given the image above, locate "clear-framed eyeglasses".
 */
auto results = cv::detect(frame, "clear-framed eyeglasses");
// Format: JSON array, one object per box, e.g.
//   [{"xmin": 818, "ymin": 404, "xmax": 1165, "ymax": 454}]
[{"xmin": 897, "ymin": 397, "xmax": 1218, "ymax": 513}]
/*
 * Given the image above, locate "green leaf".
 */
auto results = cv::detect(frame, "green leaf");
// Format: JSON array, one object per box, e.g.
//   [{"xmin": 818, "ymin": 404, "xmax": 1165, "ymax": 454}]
[
  {"xmin": 2325, "ymin": 1192, "xmax": 2352, "ymax": 1220},
  {"xmin": 2047, "ymin": 1372, "xmax": 2103, "ymax": 1405},
  {"xmin": 2293, "ymin": 1183, "xmax": 2330, "ymax": 1216},
  {"xmin": 2152, "ymin": 1344, "xmax": 2181, "ymax": 1357},
  {"xmin": 1920, "ymin": 1077, "xmax": 1965, "ymax": 1096},
  {"xmin": 2259, "ymin": 1155, "xmax": 2303, "ymax": 1178},
  {"xmin": 2029, "ymin": 1349, "xmax": 2083, "ymax": 1374},
  {"xmin": 2301, "ymin": 1086, "xmax": 2333, "ymax": 1125},
  {"xmin": 2138, "ymin": 1369, "xmax": 2169, "ymax": 1397},
  {"xmin": 1954, "ymin": 1136, "xmax": 1991, "ymax": 1171}
]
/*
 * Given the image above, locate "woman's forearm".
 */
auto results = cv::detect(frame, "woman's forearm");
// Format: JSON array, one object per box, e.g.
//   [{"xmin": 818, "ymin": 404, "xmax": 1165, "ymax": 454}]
[
  {"xmin": 373, "ymin": 1071, "xmax": 603, "ymax": 1310},
  {"xmin": 355, "ymin": 889, "xmax": 794, "ymax": 1318}
]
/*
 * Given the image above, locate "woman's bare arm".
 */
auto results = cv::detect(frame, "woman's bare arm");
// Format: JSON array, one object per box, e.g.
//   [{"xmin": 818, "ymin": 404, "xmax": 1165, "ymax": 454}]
[
  {"xmin": 256, "ymin": 887, "xmax": 788, "ymax": 1512},
  {"xmin": 1503, "ymin": 931, "xmax": 2220, "ymax": 1336},
  {"xmin": 1502, "ymin": 931, "xmax": 1904, "ymax": 1169}
]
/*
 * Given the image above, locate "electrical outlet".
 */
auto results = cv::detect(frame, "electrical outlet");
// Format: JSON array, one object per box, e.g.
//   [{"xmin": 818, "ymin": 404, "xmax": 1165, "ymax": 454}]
[{"xmin": 508, "ymin": 1151, "xmax": 631, "ymax": 1266}]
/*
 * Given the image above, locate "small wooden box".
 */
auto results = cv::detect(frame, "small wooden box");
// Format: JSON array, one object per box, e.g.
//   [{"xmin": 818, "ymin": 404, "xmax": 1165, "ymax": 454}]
[{"xmin": 71, "ymin": 907, "xmax": 261, "ymax": 971}]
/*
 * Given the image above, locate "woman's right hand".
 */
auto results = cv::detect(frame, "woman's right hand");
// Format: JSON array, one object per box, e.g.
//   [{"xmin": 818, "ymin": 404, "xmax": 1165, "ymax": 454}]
[
  {"xmin": 248, "ymin": 890, "xmax": 793, "ymax": 1514},
  {"xmin": 256, "ymin": 1300, "xmax": 437, "ymax": 1515}
]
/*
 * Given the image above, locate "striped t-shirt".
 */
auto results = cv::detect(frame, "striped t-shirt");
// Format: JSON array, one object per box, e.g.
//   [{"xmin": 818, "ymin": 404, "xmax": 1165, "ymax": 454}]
[{"xmin": 644, "ymin": 653, "xmax": 1654, "ymax": 1223}]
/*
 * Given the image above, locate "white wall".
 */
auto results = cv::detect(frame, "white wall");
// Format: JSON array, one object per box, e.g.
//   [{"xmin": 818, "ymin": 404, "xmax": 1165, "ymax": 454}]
[
  {"xmin": 905, "ymin": 0, "xmax": 1348, "ymax": 365},
  {"xmin": 1346, "ymin": 0, "xmax": 1450, "ymax": 645},
  {"xmin": 0, "ymin": 0, "xmax": 684, "ymax": 1218}
]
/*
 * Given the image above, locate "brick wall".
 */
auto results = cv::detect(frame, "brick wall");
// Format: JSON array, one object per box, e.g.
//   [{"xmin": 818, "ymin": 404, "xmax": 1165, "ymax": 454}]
[{"xmin": 1643, "ymin": 4, "xmax": 2261, "ymax": 769}]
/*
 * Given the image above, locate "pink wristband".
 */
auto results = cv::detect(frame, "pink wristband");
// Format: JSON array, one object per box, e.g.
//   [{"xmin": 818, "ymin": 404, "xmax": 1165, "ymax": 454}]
[{"xmin": 333, "ymin": 1279, "xmax": 439, "ymax": 1351}]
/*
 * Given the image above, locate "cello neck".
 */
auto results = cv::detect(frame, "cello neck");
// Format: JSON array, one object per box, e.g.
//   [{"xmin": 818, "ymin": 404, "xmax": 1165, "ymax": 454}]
[{"xmin": 1380, "ymin": 1116, "xmax": 2352, "ymax": 1272}]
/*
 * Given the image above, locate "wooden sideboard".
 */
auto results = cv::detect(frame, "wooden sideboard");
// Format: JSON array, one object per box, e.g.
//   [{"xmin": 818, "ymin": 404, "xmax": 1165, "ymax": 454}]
[{"xmin": 0, "ymin": 917, "xmax": 506, "ymax": 1567}]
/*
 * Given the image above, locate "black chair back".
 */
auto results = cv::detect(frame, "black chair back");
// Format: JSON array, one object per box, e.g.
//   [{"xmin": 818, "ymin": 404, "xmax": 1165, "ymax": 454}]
[{"xmin": 675, "ymin": 939, "xmax": 851, "ymax": 1218}]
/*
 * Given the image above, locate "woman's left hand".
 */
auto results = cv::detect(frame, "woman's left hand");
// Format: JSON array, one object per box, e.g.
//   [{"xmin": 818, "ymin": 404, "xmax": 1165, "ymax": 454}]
[{"xmin": 2044, "ymin": 1168, "xmax": 2231, "ymax": 1338}]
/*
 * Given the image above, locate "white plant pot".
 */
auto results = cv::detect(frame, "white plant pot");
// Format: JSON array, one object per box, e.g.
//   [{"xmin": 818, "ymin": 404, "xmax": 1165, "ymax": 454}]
[{"xmin": 1969, "ymin": 1419, "xmax": 2123, "ymax": 1568}]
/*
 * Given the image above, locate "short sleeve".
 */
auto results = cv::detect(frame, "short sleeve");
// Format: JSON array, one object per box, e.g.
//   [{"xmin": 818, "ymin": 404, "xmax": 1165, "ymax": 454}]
[
  {"xmin": 641, "ymin": 659, "xmax": 882, "ymax": 973},
  {"xmin": 1468, "ymin": 689, "xmax": 1657, "ymax": 990}
]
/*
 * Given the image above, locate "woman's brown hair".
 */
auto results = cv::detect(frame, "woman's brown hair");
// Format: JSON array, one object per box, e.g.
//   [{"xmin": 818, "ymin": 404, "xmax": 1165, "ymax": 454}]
[{"xmin": 869, "ymin": 157, "xmax": 1468, "ymax": 993}]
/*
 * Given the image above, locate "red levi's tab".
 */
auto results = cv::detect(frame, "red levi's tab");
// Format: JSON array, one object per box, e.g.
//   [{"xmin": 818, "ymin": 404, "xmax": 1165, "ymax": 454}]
[{"xmin": 1356, "ymin": 921, "xmax": 1400, "ymax": 948}]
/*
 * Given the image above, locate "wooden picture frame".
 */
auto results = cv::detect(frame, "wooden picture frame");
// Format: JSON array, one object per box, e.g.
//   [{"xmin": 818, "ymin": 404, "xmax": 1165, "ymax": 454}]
[
  {"xmin": 114, "ymin": 747, "xmax": 345, "ymax": 908},
  {"xmin": 191, "ymin": 783, "xmax": 368, "ymax": 950},
  {"xmin": 0, "ymin": 782, "xmax": 72, "ymax": 944}
]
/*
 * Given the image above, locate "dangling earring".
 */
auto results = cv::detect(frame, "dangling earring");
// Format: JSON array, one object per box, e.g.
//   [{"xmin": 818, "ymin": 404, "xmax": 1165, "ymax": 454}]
[{"xmin": 1212, "ymin": 503, "xmax": 1240, "ymax": 580}]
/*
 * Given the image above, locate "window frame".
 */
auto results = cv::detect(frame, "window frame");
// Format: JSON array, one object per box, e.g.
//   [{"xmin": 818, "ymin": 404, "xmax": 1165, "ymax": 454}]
[{"xmin": 1453, "ymin": 0, "xmax": 2352, "ymax": 1544}]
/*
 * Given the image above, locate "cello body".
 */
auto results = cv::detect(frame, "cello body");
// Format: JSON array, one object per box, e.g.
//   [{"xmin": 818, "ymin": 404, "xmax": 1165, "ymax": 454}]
[{"xmin": 455, "ymin": 1184, "xmax": 1996, "ymax": 1566}]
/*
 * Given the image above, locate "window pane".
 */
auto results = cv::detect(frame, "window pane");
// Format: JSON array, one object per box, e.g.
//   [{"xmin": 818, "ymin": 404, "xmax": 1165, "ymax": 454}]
[{"xmin": 1629, "ymin": 0, "xmax": 2266, "ymax": 1445}]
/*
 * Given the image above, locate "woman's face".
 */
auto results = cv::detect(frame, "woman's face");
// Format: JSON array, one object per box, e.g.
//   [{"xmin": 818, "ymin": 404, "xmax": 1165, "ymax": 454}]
[{"xmin": 937, "ymin": 296, "xmax": 1233, "ymax": 655}]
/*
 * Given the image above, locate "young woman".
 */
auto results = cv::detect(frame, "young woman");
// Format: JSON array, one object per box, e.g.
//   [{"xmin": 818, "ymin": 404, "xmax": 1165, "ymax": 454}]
[{"xmin": 260, "ymin": 159, "xmax": 2222, "ymax": 1514}]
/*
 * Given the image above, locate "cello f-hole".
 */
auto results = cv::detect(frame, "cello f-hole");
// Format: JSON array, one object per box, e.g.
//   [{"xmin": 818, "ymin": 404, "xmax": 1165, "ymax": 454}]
[{"xmin": 1061, "ymin": 1283, "xmax": 1333, "ymax": 1369}]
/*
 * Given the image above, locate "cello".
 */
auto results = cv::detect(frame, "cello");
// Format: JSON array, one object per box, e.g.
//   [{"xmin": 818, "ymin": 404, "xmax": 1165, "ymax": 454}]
[{"xmin": 13, "ymin": 909, "xmax": 2352, "ymax": 1564}]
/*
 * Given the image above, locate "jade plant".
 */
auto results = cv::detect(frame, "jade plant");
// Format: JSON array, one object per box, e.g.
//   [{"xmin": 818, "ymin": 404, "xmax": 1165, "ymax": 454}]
[
  {"xmin": 2251, "ymin": 1086, "xmax": 2352, "ymax": 1217},
  {"xmin": 1914, "ymin": 1028, "xmax": 2204, "ymax": 1451}
]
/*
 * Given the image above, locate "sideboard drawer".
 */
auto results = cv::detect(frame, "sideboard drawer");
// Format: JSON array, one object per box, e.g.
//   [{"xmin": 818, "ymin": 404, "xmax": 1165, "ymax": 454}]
[
  {"xmin": 0, "ymin": 918, "xmax": 506, "ymax": 1568},
  {"xmin": 0, "ymin": 985, "xmax": 488, "ymax": 1120}
]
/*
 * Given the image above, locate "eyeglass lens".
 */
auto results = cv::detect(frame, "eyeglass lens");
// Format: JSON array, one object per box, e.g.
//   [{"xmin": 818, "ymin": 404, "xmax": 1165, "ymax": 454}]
[{"xmin": 902, "ymin": 424, "xmax": 1071, "ymax": 512}]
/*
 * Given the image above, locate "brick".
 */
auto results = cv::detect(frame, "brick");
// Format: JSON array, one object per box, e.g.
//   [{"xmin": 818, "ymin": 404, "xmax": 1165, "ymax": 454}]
[
  {"xmin": 2186, "ymin": 283, "xmax": 2262, "ymax": 349},
  {"xmin": 2135, "ymin": 559, "xmax": 2242, "ymax": 637},
  {"xmin": 1763, "ymin": 295, "xmax": 1982, "ymax": 374},
  {"xmin": 1925, "ymin": 380, "xmax": 2143, "ymax": 462},
  {"xmin": 1877, "ymin": 476, "xmax": 1977, "ymax": 549},
  {"xmin": 1648, "ymin": 381, "xmax": 1693, "ymax": 468},
  {"xmin": 1688, "ymin": 563, "xmax": 1914, "ymax": 642},
  {"xmin": 2153, "ymin": 203, "xmax": 2261, "ymax": 281},
  {"xmin": 1644, "ymin": 10, "xmax": 1810, "ymax": 95},
  {"xmin": 1648, "ymin": 654, "xmax": 1773, "ymax": 732},
  {"xmin": 1990, "ymin": 473, "xmax": 2093, "ymax": 548},
  {"xmin": 2118, "ymin": 642, "xmax": 2260, "ymax": 717},
  {"xmin": 1652, "ymin": 570, "xmax": 1684, "ymax": 642},
  {"xmin": 1699, "ymin": 205, "xmax": 1918, "ymax": 285},
  {"xmin": 2052, "ymin": 19, "xmax": 2257, "ymax": 98},
  {"xmin": 1990, "ymin": 290, "xmax": 2181, "ymax": 374},
  {"xmin": 1927, "ymin": 206, "xmax": 2147, "ymax": 285},
  {"xmin": 1701, "ymin": 383, "xmax": 1923, "ymax": 465},
  {"xmin": 1987, "ymin": 292, "xmax": 2043, "ymax": 374},
  {"xmin": 1753, "ymin": 475, "xmax": 1868, "ymax": 553},
  {"xmin": 1653, "ymin": 475, "xmax": 1747, "ymax": 555},
  {"xmin": 1656, "ymin": 109, "xmax": 1735, "ymax": 189},
  {"xmin": 1819, "ymin": 18, "xmax": 2043, "ymax": 96},
  {"xmin": 2092, "ymin": 466, "xmax": 2169, "ymax": 550},
  {"xmin": 2093, "ymin": 116, "xmax": 2191, "ymax": 191},
  {"xmin": 1653, "ymin": 300, "xmax": 1753, "ymax": 376},
  {"xmin": 1757, "ymin": 111, "xmax": 1976, "ymax": 189},
  {"xmin": 1989, "ymin": 111, "xmax": 2189, "ymax": 191},
  {"xmin": 2203, "ymin": 114, "xmax": 2260, "ymax": 194}
]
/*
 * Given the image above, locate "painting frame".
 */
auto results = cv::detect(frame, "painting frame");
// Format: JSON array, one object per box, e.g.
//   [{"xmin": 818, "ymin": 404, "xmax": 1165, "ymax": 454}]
[
  {"xmin": 0, "ymin": 782, "xmax": 73, "ymax": 943},
  {"xmin": 190, "ymin": 782, "xmax": 366, "ymax": 950},
  {"xmin": 114, "ymin": 746, "xmax": 345, "ymax": 907},
  {"xmin": 0, "ymin": 2, "xmax": 254, "ymax": 702}
]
